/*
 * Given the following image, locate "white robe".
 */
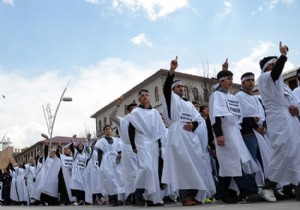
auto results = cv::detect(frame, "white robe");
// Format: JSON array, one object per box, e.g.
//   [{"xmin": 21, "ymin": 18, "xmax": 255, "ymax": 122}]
[
  {"xmin": 257, "ymin": 72, "xmax": 300, "ymax": 185},
  {"xmin": 209, "ymin": 90, "xmax": 258, "ymax": 177},
  {"xmin": 118, "ymin": 117, "xmax": 138, "ymax": 198},
  {"xmin": 235, "ymin": 91, "xmax": 274, "ymax": 185},
  {"xmin": 60, "ymin": 154, "xmax": 75, "ymax": 202},
  {"xmin": 162, "ymin": 92, "xmax": 215, "ymax": 202},
  {"xmin": 10, "ymin": 167, "xmax": 29, "ymax": 203},
  {"xmin": 70, "ymin": 150, "xmax": 89, "ymax": 191},
  {"xmin": 126, "ymin": 107, "xmax": 166, "ymax": 203},
  {"xmin": 95, "ymin": 137, "xmax": 124, "ymax": 196},
  {"xmin": 41, "ymin": 156, "xmax": 61, "ymax": 198},
  {"xmin": 85, "ymin": 142, "xmax": 105, "ymax": 203},
  {"xmin": 31, "ymin": 160, "xmax": 45, "ymax": 201}
]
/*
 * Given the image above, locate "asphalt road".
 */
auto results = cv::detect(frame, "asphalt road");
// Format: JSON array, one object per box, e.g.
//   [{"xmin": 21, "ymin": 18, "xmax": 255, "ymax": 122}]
[{"xmin": 1, "ymin": 200, "xmax": 299, "ymax": 210}]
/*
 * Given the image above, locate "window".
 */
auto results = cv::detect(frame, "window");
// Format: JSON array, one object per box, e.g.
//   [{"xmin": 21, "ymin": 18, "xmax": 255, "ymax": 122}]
[
  {"xmin": 184, "ymin": 87, "xmax": 190, "ymax": 100},
  {"xmin": 155, "ymin": 86, "xmax": 159, "ymax": 102},
  {"xmin": 203, "ymin": 88, "xmax": 209, "ymax": 103},
  {"xmin": 192, "ymin": 87, "xmax": 199, "ymax": 101},
  {"xmin": 104, "ymin": 117, "xmax": 107, "ymax": 126},
  {"xmin": 98, "ymin": 120, "xmax": 102, "ymax": 132}
]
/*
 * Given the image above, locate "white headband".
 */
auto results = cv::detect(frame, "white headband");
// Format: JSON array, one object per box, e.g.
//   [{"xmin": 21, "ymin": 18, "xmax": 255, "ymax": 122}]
[
  {"xmin": 262, "ymin": 58, "xmax": 277, "ymax": 72},
  {"xmin": 218, "ymin": 76, "xmax": 230, "ymax": 82},
  {"xmin": 171, "ymin": 80, "xmax": 184, "ymax": 89},
  {"xmin": 241, "ymin": 75, "xmax": 255, "ymax": 83}
]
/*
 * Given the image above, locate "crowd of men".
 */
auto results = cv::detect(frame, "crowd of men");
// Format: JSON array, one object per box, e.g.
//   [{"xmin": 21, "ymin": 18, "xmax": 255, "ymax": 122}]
[{"xmin": 0, "ymin": 41, "xmax": 300, "ymax": 206}]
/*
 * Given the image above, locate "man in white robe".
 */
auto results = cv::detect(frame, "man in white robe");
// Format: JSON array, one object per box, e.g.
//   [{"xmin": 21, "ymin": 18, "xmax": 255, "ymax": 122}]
[
  {"xmin": 257, "ymin": 42, "xmax": 300, "ymax": 201},
  {"xmin": 209, "ymin": 69, "xmax": 258, "ymax": 204},
  {"xmin": 94, "ymin": 125, "xmax": 124, "ymax": 206},
  {"xmin": 161, "ymin": 57, "xmax": 215, "ymax": 206},
  {"xmin": 126, "ymin": 89, "xmax": 166, "ymax": 206},
  {"xmin": 109, "ymin": 97, "xmax": 138, "ymax": 205},
  {"xmin": 235, "ymin": 72, "xmax": 273, "ymax": 201}
]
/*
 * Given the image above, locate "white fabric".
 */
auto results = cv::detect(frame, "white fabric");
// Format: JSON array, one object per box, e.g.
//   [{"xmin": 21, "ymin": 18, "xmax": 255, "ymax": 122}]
[
  {"xmin": 95, "ymin": 137, "xmax": 124, "ymax": 196},
  {"xmin": 209, "ymin": 90, "xmax": 258, "ymax": 177},
  {"xmin": 235, "ymin": 91, "xmax": 274, "ymax": 184},
  {"xmin": 41, "ymin": 156, "xmax": 61, "ymax": 198},
  {"xmin": 126, "ymin": 107, "xmax": 166, "ymax": 203},
  {"xmin": 10, "ymin": 167, "xmax": 30, "ymax": 203},
  {"xmin": 60, "ymin": 154, "xmax": 75, "ymax": 202},
  {"xmin": 162, "ymin": 92, "xmax": 214, "ymax": 202},
  {"xmin": 257, "ymin": 72, "xmax": 300, "ymax": 185},
  {"xmin": 70, "ymin": 150, "xmax": 89, "ymax": 191},
  {"xmin": 118, "ymin": 117, "xmax": 138, "ymax": 198},
  {"xmin": 293, "ymin": 85, "xmax": 300, "ymax": 105}
]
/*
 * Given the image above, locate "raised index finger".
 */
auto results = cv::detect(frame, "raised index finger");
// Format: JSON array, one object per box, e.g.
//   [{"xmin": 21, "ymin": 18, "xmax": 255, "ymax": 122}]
[{"xmin": 279, "ymin": 41, "xmax": 282, "ymax": 49}]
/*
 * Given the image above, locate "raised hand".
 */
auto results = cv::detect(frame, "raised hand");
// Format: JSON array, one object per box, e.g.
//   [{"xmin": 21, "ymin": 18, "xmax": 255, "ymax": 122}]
[
  {"xmin": 279, "ymin": 41, "xmax": 288, "ymax": 56},
  {"xmin": 116, "ymin": 95, "xmax": 124, "ymax": 106},
  {"xmin": 222, "ymin": 58, "xmax": 229, "ymax": 71},
  {"xmin": 169, "ymin": 56, "xmax": 178, "ymax": 75}
]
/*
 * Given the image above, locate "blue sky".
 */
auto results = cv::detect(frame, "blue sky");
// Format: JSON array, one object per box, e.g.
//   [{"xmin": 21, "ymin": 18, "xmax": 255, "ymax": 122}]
[{"xmin": 1, "ymin": 0, "xmax": 300, "ymax": 148}]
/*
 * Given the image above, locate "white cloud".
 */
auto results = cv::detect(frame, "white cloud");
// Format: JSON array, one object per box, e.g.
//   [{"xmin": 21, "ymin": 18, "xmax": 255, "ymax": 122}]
[
  {"xmin": 2, "ymin": 0, "xmax": 14, "ymax": 6},
  {"xmin": 217, "ymin": 0, "xmax": 233, "ymax": 19},
  {"xmin": 251, "ymin": 6, "xmax": 263, "ymax": 16},
  {"xmin": 112, "ymin": 0, "xmax": 190, "ymax": 21},
  {"xmin": 0, "ymin": 59, "xmax": 157, "ymax": 149},
  {"xmin": 85, "ymin": 0, "xmax": 99, "ymax": 4},
  {"xmin": 268, "ymin": 0, "xmax": 294, "ymax": 10},
  {"xmin": 130, "ymin": 33, "xmax": 153, "ymax": 47}
]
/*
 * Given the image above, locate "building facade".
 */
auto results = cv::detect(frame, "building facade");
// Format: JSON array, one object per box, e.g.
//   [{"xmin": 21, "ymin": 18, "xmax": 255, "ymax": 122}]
[{"xmin": 91, "ymin": 69, "xmax": 241, "ymax": 136}]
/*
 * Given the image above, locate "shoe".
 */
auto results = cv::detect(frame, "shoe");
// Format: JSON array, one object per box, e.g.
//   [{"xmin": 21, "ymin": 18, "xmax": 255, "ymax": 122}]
[
  {"xmin": 204, "ymin": 197, "xmax": 212, "ymax": 203},
  {"xmin": 78, "ymin": 200, "xmax": 85, "ymax": 205},
  {"xmin": 220, "ymin": 195, "xmax": 238, "ymax": 204},
  {"xmin": 244, "ymin": 194, "xmax": 264, "ymax": 202},
  {"xmin": 261, "ymin": 189, "xmax": 277, "ymax": 202},
  {"xmin": 99, "ymin": 197, "xmax": 107, "ymax": 205},
  {"xmin": 135, "ymin": 196, "xmax": 145, "ymax": 206},
  {"xmin": 146, "ymin": 200, "xmax": 164, "ymax": 207},
  {"xmin": 295, "ymin": 185, "xmax": 300, "ymax": 201},
  {"xmin": 182, "ymin": 199, "xmax": 196, "ymax": 206},
  {"xmin": 192, "ymin": 198, "xmax": 202, "ymax": 205},
  {"xmin": 274, "ymin": 189, "xmax": 289, "ymax": 201}
]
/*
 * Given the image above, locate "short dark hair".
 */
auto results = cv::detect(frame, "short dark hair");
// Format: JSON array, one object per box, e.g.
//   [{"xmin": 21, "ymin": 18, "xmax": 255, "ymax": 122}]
[
  {"xmin": 217, "ymin": 70, "xmax": 233, "ymax": 81},
  {"xmin": 103, "ymin": 124, "xmax": 112, "ymax": 131},
  {"xmin": 126, "ymin": 102, "xmax": 137, "ymax": 112},
  {"xmin": 200, "ymin": 105, "xmax": 208, "ymax": 113},
  {"xmin": 138, "ymin": 89, "xmax": 149, "ymax": 96}
]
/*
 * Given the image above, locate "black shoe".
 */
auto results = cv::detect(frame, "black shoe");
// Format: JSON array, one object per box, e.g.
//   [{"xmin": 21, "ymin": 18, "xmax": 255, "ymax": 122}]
[
  {"xmin": 146, "ymin": 200, "xmax": 164, "ymax": 207},
  {"xmin": 244, "ymin": 194, "xmax": 265, "ymax": 202},
  {"xmin": 135, "ymin": 196, "xmax": 145, "ymax": 206},
  {"xmin": 274, "ymin": 189, "xmax": 290, "ymax": 201},
  {"xmin": 220, "ymin": 195, "xmax": 238, "ymax": 204}
]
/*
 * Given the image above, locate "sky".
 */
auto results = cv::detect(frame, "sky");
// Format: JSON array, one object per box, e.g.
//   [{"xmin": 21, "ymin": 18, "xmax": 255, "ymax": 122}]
[{"xmin": 1, "ymin": 0, "xmax": 300, "ymax": 149}]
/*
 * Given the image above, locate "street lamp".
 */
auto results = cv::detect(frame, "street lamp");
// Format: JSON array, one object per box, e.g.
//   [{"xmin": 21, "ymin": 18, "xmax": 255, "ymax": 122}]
[{"xmin": 42, "ymin": 82, "xmax": 72, "ymax": 149}]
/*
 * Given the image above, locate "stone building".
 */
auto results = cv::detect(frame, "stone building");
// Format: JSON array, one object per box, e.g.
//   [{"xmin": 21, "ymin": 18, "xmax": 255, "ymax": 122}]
[{"xmin": 91, "ymin": 69, "xmax": 241, "ymax": 136}]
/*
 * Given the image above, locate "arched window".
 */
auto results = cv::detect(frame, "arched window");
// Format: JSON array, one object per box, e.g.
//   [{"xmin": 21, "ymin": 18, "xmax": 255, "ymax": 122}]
[
  {"xmin": 184, "ymin": 86, "xmax": 190, "ymax": 100},
  {"xmin": 98, "ymin": 119, "xmax": 102, "ymax": 132},
  {"xmin": 155, "ymin": 86, "xmax": 159, "ymax": 102},
  {"xmin": 203, "ymin": 88, "xmax": 209, "ymax": 103},
  {"xmin": 104, "ymin": 117, "xmax": 107, "ymax": 126},
  {"xmin": 192, "ymin": 87, "xmax": 199, "ymax": 101}
]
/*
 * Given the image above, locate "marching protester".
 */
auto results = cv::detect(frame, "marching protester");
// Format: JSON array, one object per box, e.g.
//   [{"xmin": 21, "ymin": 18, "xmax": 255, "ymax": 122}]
[
  {"xmin": 109, "ymin": 96, "xmax": 138, "ymax": 205},
  {"xmin": 209, "ymin": 63, "xmax": 259, "ymax": 204},
  {"xmin": 94, "ymin": 125, "xmax": 124, "ymax": 206},
  {"xmin": 127, "ymin": 89, "xmax": 166, "ymax": 206},
  {"xmin": 162, "ymin": 57, "xmax": 215, "ymax": 206},
  {"xmin": 257, "ymin": 41, "xmax": 300, "ymax": 202}
]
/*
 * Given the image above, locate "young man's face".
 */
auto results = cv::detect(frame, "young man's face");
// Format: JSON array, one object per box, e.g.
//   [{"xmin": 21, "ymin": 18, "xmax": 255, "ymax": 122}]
[
  {"xmin": 104, "ymin": 126, "xmax": 112, "ymax": 137},
  {"xmin": 220, "ymin": 76, "xmax": 233, "ymax": 90},
  {"xmin": 172, "ymin": 85, "xmax": 184, "ymax": 97},
  {"xmin": 242, "ymin": 78, "xmax": 255, "ymax": 91},
  {"xmin": 138, "ymin": 92, "xmax": 150, "ymax": 106},
  {"xmin": 201, "ymin": 107, "xmax": 209, "ymax": 117}
]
